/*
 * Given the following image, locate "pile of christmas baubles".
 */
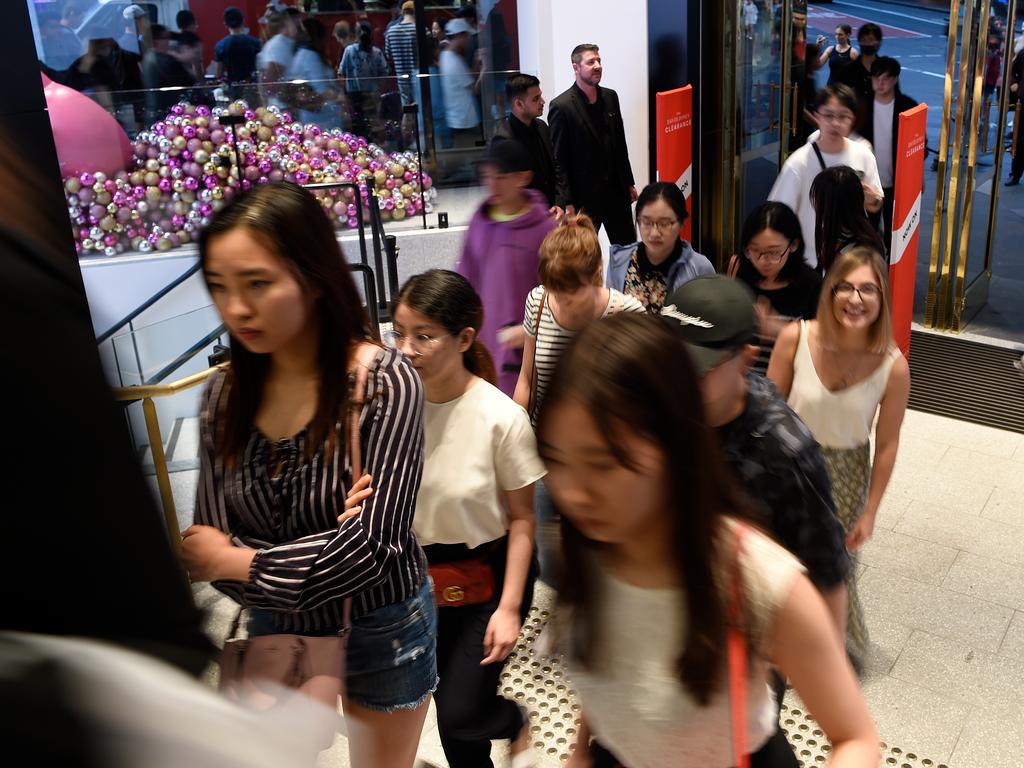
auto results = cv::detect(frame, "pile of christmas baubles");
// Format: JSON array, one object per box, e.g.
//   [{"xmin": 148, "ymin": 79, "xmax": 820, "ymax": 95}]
[{"xmin": 66, "ymin": 101, "xmax": 437, "ymax": 257}]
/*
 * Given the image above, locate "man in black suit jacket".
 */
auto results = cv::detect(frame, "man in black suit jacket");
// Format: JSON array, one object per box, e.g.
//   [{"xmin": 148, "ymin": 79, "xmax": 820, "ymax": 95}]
[
  {"xmin": 492, "ymin": 73, "xmax": 570, "ymax": 218},
  {"xmin": 859, "ymin": 56, "xmax": 918, "ymax": 259},
  {"xmin": 548, "ymin": 43, "xmax": 638, "ymax": 245}
]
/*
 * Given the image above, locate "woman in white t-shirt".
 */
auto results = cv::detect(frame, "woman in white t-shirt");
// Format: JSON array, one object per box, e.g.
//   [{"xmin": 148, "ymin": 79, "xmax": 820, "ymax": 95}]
[
  {"xmin": 536, "ymin": 313, "xmax": 879, "ymax": 768},
  {"xmin": 513, "ymin": 213, "xmax": 645, "ymax": 588},
  {"xmin": 388, "ymin": 269, "xmax": 545, "ymax": 768}
]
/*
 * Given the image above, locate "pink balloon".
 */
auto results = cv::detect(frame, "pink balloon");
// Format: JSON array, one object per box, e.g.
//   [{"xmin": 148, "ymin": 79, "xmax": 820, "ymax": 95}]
[{"xmin": 41, "ymin": 74, "xmax": 133, "ymax": 178}]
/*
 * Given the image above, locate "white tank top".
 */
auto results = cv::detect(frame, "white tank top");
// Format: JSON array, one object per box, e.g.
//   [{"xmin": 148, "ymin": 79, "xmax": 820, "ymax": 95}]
[{"xmin": 787, "ymin": 321, "xmax": 899, "ymax": 449}]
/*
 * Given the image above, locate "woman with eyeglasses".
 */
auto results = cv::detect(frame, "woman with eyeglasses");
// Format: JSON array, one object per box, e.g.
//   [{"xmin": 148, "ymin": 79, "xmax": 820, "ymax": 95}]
[
  {"xmin": 387, "ymin": 269, "xmax": 544, "ymax": 768},
  {"xmin": 728, "ymin": 202, "xmax": 822, "ymax": 374},
  {"xmin": 767, "ymin": 248, "xmax": 910, "ymax": 669},
  {"xmin": 606, "ymin": 181, "xmax": 713, "ymax": 313}
]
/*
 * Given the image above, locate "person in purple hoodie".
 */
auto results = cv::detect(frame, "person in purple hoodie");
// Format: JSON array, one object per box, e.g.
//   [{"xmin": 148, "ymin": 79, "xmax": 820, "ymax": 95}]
[{"xmin": 457, "ymin": 139, "xmax": 557, "ymax": 396}]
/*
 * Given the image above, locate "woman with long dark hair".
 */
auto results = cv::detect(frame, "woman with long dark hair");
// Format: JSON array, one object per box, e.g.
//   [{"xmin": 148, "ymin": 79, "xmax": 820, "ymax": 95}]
[
  {"xmin": 284, "ymin": 18, "xmax": 343, "ymax": 129},
  {"xmin": 180, "ymin": 182, "xmax": 436, "ymax": 767},
  {"xmin": 810, "ymin": 165, "xmax": 885, "ymax": 274},
  {"xmin": 390, "ymin": 269, "xmax": 543, "ymax": 768},
  {"xmin": 538, "ymin": 313, "xmax": 879, "ymax": 768},
  {"xmin": 768, "ymin": 248, "xmax": 909, "ymax": 670},
  {"xmin": 728, "ymin": 202, "xmax": 822, "ymax": 373}
]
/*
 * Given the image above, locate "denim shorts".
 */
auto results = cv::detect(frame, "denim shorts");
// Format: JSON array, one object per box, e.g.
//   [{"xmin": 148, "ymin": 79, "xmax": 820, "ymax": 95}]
[{"xmin": 248, "ymin": 579, "xmax": 438, "ymax": 712}]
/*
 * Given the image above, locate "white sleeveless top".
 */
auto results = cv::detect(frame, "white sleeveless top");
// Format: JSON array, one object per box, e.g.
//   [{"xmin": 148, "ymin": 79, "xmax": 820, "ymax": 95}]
[
  {"xmin": 787, "ymin": 321, "xmax": 900, "ymax": 449},
  {"xmin": 564, "ymin": 520, "xmax": 805, "ymax": 768}
]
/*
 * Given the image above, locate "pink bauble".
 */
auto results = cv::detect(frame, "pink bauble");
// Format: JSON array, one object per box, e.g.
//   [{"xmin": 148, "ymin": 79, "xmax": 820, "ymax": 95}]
[
  {"xmin": 347, "ymin": 216, "xmax": 358, "ymax": 228},
  {"xmin": 43, "ymin": 75, "xmax": 133, "ymax": 178}
]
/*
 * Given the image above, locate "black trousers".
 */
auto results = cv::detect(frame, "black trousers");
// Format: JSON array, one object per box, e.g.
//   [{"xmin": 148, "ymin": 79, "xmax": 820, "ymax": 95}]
[
  {"xmin": 582, "ymin": 189, "xmax": 637, "ymax": 246},
  {"xmin": 1012, "ymin": 111, "xmax": 1024, "ymax": 180},
  {"xmin": 426, "ymin": 540, "xmax": 537, "ymax": 768}
]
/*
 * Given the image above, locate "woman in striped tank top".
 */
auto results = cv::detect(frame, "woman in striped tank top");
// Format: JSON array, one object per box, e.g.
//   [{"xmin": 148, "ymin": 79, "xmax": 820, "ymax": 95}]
[
  {"xmin": 513, "ymin": 213, "xmax": 645, "ymax": 586},
  {"xmin": 180, "ymin": 182, "xmax": 436, "ymax": 767}
]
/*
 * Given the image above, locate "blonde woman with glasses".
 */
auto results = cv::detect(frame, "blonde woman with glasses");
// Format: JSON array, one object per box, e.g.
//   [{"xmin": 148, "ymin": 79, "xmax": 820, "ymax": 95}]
[{"xmin": 767, "ymin": 247, "xmax": 909, "ymax": 670}]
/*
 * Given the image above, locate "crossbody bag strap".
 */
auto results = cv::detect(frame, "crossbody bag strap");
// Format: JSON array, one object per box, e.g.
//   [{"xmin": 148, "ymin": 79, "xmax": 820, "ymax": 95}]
[
  {"xmin": 811, "ymin": 141, "xmax": 828, "ymax": 173},
  {"xmin": 340, "ymin": 342, "xmax": 379, "ymax": 632},
  {"xmin": 727, "ymin": 523, "xmax": 751, "ymax": 768},
  {"xmin": 527, "ymin": 290, "xmax": 547, "ymax": 419}
]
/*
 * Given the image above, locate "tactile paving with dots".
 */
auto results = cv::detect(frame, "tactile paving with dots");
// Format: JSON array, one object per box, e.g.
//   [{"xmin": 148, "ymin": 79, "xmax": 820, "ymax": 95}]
[{"xmin": 503, "ymin": 601, "xmax": 948, "ymax": 768}]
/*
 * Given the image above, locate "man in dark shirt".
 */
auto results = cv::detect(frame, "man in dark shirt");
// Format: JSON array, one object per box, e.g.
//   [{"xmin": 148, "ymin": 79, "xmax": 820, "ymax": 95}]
[
  {"xmin": 662, "ymin": 275, "xmax": 851, "ymax": 635},
  {"xmin": 548, "ymin": 44, "xmax": 637, "ymax": 245},
  {"xmin": 214, "ymin": 7, "xmax": 262, "ymax": 88},
  {"xmin": 837, "ymin": 22, "xmax": 883, "ymax": 132},
  {"xmin": 143, "ymin": 25, "xmax": 197, "ymax": 123},
  {"xmin": 492, "ymin": 73, "xmax": 570, "ymax": 219}
]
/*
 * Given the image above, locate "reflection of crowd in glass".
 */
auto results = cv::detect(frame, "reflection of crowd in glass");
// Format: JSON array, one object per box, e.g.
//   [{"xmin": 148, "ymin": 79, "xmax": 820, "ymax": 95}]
[{"xmin": 35, "ymin": 0, "xmax": 514, "ymax": 154}]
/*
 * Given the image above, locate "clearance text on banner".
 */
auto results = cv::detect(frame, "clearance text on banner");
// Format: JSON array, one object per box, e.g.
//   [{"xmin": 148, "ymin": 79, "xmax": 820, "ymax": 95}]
[
  {"xmin": 890, "ymin": 103, "xmax": 928, "ymax": 357},
  {"xmin": 655, "ymin": 85, "xmax": 694, "ymax": 243}
]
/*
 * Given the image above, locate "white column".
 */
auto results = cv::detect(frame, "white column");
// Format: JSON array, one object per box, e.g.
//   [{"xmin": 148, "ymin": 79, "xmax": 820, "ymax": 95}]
[{"xmin": 517, "ymin": 0, "xmax": 651, "ymax": 188}]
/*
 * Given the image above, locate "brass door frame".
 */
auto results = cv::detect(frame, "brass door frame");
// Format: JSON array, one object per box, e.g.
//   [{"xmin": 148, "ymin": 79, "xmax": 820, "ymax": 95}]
[{"xmin": 927, "ymin": 0, "xmax": 1011, "ymax": 332}]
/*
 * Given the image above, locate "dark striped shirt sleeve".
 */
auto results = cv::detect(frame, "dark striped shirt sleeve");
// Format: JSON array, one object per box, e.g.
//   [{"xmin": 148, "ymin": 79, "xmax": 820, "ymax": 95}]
[
  {"xmin": 194, "ymin": 370, "xmax": 257, "ymax": 605},
  {"xmin": 239, "ymin": 354, "xmax": 425, "ymax": 611}
]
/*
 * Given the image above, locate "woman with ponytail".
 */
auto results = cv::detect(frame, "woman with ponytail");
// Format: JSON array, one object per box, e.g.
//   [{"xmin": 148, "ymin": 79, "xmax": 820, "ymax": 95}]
[{"xmin": 390, "ymin": 269, "xmax": 545, "ymax": 768}]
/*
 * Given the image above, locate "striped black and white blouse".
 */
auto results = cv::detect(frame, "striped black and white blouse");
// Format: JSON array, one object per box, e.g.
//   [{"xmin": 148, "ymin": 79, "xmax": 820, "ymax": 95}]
[
  {"xmin": 522, "ymin": 286, "xmax": 646, "ymax": 424},
  {"xmin": 195, "ymin": 346, "xmax": 427, "ymax": 633}
]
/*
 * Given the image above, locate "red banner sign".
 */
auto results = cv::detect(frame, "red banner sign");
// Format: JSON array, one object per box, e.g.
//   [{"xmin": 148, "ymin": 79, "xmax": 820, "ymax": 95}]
[
  {"xmin": 889, "ymin": 103, "xmax": 928, "ymax": 357},
  {"xmin": 656, "ymin": 85, "xmax": 694, "ymax": 243}
]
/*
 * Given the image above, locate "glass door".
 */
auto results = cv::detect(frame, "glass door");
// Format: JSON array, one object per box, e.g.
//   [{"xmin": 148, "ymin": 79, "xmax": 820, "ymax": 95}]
[{"xmin": 702, "ymin": 0, "xmax": 802, "ymax": 260}]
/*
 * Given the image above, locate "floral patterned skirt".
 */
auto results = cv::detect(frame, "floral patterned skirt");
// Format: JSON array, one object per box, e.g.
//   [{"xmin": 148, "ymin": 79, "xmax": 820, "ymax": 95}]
[{"xmin": 822, "ymin": 443, "xmax": 871, "ymax": 663}]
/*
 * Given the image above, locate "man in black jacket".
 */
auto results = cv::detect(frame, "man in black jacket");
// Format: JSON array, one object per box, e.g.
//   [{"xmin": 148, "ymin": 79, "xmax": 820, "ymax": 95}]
[
  {"xmin": 860, "ymin": 56, "xmax": 918, "ymax": 260},
  {"xmin": 548, "ymin": 43, "xmax": 637, "ymax": 245},
  {"xmin": 492, "ymin": 73, "xmax": 570, "ymax": 219}
]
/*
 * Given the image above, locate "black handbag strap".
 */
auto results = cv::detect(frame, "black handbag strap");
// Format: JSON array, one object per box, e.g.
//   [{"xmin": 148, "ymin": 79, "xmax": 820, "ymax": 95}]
[{"xmin": 811, "ymin": 141, "xmax": 828, "ymax": 172}]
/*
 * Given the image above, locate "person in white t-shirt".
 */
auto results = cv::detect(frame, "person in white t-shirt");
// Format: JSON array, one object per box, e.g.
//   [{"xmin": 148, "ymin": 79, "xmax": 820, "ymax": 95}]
[
  {"xmin": 769, "ymin": 84, "xmax": 884, "ymax": 269},
  {"xmin": 388, "ymin": 269, "xmax": 544, "ymax": 768},
  {"xmin": 743, "ymin": 0, "xmax": 759, "ymax": 39},
  {"xmin": 860, "ymin": 57, "xmax": 919, "ymax": 260}
]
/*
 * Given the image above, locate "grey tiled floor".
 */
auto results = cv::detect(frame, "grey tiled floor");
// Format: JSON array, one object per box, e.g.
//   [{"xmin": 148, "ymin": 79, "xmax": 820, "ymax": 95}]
[{"xmin": 172, "ymin": 408, "xmax": 1024, "ymax": 767}]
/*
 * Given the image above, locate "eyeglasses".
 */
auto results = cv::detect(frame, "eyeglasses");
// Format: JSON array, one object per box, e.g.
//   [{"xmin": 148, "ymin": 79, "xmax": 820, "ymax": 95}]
[
  {"xmin": 637, "ymin": 217, "xmax": 680, "ymax": 232},
  {"xmin": 382, "ymin": 329, "xmax": 451, "ymax": 356},
  {"xmin": 816, "ymin": 110, "xmax": 854, "ymax": 124},
  {"xmin": 832, "ymin": 282, "xmax": 881, "ymax": 301},
  {"xmin": 744, "ymin": 241, "xmax": 792, "ymax": 263}
]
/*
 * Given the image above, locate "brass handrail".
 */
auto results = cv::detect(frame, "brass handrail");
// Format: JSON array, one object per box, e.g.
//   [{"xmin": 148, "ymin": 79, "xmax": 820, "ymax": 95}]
[
  {"xmin": 112, "ymin": 365, "xmax": 219, "ymax": 402},
  {"xmin": 114, "ymin": 365, "xmax": 224, "ymax": 555}
]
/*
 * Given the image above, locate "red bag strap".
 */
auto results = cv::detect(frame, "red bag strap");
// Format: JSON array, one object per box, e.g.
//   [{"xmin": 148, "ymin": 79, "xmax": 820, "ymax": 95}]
[{"xmin": 727, "ymin": 524, "xmax": 750, "ymax": 768}]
